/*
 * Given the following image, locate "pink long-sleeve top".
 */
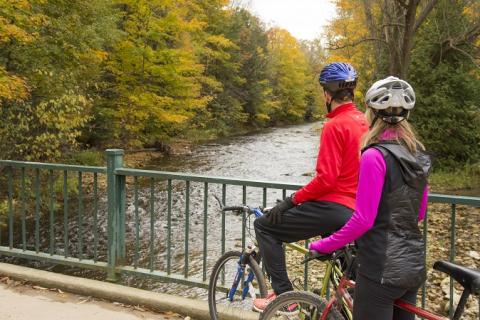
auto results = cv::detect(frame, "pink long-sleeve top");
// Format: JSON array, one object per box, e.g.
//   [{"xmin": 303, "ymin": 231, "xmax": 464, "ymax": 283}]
[{"xmin": 309, "ymin": 147, "xmax": 429, "ymax": 254}]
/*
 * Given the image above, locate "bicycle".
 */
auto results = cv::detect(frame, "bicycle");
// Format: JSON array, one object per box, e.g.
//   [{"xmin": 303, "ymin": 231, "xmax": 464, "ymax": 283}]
[
  {"xmin": 208, "ymin": 205, "xmax": 352, "ymax": 320},
  {"xmin": 260, "ymin": 249, "xmax": 480, "ymax": 320}
]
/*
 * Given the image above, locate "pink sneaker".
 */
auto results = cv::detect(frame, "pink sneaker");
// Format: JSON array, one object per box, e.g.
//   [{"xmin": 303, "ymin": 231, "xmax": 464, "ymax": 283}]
[{"xmin": 253, "ymin": 292, "xmax": 277, "ymax": 312}]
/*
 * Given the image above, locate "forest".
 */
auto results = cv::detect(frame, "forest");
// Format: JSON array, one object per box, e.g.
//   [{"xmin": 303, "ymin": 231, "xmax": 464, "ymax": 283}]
[{"xmin": 0, "ymin": 0, "xmax": 479, "ymax": 171}]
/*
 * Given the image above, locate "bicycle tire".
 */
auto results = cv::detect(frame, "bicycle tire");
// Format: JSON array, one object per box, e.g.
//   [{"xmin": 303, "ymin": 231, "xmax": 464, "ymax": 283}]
[
  {"xmin": 208, "ymin": 250, "xmax": 268, "ymax": 320},
  {"xmin": 260, "ymin": 291, "xmax": 344, "ymax": 320}
]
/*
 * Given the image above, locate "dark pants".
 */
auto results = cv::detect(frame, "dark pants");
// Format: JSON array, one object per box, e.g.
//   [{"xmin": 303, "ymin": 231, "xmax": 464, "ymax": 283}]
[
  {"xmin": 253, "ymin": 201, "xmax": 353, "ymax": 295},
  {"xmin": 353, "ymin": 273, "xmax": 418, "ymax": 320}
]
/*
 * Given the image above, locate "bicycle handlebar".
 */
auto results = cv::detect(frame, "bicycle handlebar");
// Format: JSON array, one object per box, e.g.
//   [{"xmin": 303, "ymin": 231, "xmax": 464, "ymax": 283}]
[
  {"xmin": 222, "ymin": 206, "xmax": 248, "ymax": 212},
  {"xmin": 302, "ymin": 250, "xmax": 332, "ymax": 264}
]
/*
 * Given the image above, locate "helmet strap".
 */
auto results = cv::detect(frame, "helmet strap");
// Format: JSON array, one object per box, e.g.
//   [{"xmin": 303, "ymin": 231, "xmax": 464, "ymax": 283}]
[
  {"xmin": 327, "ymin": 89, "xmax": 354, "ymax": 114},
  {"xmin": 326, "ymin": 100, "xmax": 332, "ymax": 113},
  {"xmin": 324, "ymin": 89, "xmax": 333, "ymax": 113},
  {"xmin": 372, "ymin": 109, "xmax": 409, "ymax": 126}
]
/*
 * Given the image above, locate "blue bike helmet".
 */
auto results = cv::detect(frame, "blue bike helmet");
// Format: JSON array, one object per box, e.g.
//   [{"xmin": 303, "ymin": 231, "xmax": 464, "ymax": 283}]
[{"xmin": 319, "ymin": 62, "xmax": 358, "ymax": 92}]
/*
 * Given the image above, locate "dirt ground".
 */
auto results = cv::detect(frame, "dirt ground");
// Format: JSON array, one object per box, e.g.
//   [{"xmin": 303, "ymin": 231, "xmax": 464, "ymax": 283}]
[{"xmin": 0, "ymin": 278, "xmax": 187, "ymax": 320}]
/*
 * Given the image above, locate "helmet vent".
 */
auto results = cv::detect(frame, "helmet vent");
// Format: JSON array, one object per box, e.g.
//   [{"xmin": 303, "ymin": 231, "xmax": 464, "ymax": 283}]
[
  {"xmin": 379, "ymin": 96, "xmax": 389, "ymax": 103},
  {"xmin": 391, "ymin": 82, "xmax": 403, "ymax": 89}
]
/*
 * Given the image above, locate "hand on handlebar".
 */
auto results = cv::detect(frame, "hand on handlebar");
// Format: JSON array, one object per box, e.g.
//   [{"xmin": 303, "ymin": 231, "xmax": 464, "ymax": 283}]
[
  {"xmin": 302, "ymin": 250, "xmax": 332, "ymax": 264},
  {"xmin": 264, "ymin": 195, "xmax": 295, "ymax": 224}
]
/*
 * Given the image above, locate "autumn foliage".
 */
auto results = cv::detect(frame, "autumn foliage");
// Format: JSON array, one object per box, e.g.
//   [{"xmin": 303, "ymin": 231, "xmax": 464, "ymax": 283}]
[{"xmin": 0, "ymin": 0, "xmax": 322, "ymax": 161}]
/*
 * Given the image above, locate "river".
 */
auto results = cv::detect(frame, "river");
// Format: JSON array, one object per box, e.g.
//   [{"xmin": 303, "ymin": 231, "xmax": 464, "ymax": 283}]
[{"xmin": 124, "ymin": 122, "xmax": 323, "ymax": 297}]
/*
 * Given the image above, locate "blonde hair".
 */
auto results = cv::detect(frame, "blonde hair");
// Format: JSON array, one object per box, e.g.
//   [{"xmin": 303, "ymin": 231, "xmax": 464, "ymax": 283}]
[{"xmin": 362, "ymin": 108, "xmax": 425, "ymax": 153}]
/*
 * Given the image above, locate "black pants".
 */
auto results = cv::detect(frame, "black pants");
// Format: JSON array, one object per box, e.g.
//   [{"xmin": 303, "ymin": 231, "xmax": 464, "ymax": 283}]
[
  {"xmin": 353, "ymin": 273, "xmax": 418, "ymax": 320},
  {"xmin": 253, "ymin": 201, "xmax": 353, "ymax": 295}
]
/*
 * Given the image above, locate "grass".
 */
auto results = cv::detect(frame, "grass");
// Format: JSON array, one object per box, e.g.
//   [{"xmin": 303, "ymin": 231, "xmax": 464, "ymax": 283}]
[
  {"xmin": 429, "ymin": 164, "xmax": 480, "ymax": 195},
  {"xmin": 66, "ymin": 150, "xmax": 104, "ymax": 167}
]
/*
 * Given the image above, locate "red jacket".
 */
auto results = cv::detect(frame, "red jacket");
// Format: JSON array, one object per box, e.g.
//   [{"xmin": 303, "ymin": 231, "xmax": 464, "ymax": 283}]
[{"xmin": 293, "ymin": 103, "xmax": 368, "ymax": 210}]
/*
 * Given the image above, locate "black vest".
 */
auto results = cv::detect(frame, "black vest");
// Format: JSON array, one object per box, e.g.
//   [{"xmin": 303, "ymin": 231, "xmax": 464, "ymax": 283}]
[{"xmin": 356, "ymin": 141, "xmax": 431, "ymax": 289}]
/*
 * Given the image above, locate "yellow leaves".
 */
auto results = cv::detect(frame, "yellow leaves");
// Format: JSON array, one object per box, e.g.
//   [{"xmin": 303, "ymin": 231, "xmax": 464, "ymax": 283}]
[
  {"xmin": 35, "ymin": 94, "xmax": 90, "ymax": 130},
  {"xmin": 255, "ymin": 113, "xmax": 271, "ymax": 122},
  {"xmin": 267, "ymin": 28, "xmax": 312, "ymax": 121},
  {"xmin": 324, "ymin": 0, "xmax": 380, "ymax": 95},
  {"xmin": 0, "ymin": 18, "xmax": 35, "ymax": 43},
  {"xmin": 462, "ymin": 1, "xmax": 479, "ymax": 20},
  {"xmin": 0, "ymin": 67, "xmax": 29, "ymax": 102},
  {"xmin": 28, "ymin": 13, "xmax": 49, "ymax": 27},
  {"xmin": 206, "ymin": 34, "xmax": 235, "ymax": 49},
  {"xmin": 0, "ymin": 0, "xmax": 31, "ymax": 10},
  {"xmin": 160, "ymin": 112, "xmax": 189, "ymax": 123},
  {"xmin": 82, "ymin": 49, "xmax": 109, "ymax": 63},
  {"xmin": 0, "ymin": 1, "xmax": 48, "ymax": 44}
]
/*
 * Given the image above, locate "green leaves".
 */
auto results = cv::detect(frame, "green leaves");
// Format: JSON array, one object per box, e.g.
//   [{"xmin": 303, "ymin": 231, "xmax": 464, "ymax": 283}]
[
  {"xmin": 0, "ymin": 0, "xmax": 117, "ymax": 161},
  {"xmin": 0, "ymin": 0, "xmax": 323, "ymax": 160},
  {"xmin": 324, "ymin": 0, "xmax": 480, "ymax": 168}
]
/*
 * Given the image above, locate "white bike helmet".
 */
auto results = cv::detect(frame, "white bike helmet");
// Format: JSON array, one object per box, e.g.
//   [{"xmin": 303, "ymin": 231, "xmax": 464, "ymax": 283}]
[{"xmin": 365, "ymin": 76, "xmax": 415, "ymax": 124}]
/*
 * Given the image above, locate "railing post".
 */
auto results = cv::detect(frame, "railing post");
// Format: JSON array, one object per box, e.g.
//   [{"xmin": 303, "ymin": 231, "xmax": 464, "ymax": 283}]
[
  {"xmin": 106, "ymin": 149, "xmax": 125, "ymax": 282},
  {"xmin": 117, "ymin": 163, "xmax": 126, "ymax": 264}
]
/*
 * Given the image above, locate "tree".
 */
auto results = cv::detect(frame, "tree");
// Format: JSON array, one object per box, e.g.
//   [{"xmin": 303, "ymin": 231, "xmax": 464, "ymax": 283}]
[
  {"xmin": 409, "ymin": 0, "xmax": 480, "ymax": 166},
  {"xmin": 325, "ymin": 0, "xmax": 480, "ymax": 166},
  {"xmin": 267, "ymin": 28, "xmax": 312, "ymax": 123},
  {"xmin": 100, "ymin": 0, "xmax": 209, "ymax": 147},
  {"xmin": 328, "ymin": 0, "xmax": 440, "ymax": 78},
  {"xmin": 300, "ymin": 39, "xmax": 328, "ymax": 119},
  {"xmin": 0, "ymin": 0, "xmax": 36, "ymax": 103},
  {"xmin": 188, "ymin": 1, "xmax": 249, "ymax": 136},
  {"xmin": 0, "ymin": 0, "xmax": 117, "ymax": 161}
]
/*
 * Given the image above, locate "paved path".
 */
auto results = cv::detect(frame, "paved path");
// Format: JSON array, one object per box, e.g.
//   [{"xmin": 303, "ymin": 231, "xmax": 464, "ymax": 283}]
[{"xmin": 0, "ymin": 281, "xmax": 185, "ymax": 320}]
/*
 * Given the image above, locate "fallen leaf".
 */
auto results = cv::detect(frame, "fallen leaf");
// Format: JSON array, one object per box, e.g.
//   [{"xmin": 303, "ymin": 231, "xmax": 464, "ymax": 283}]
[
  {"xmin": 134, "ymin": 305, "xmax": 146, "ymax": 312},
  {"xmin": 78, "ymin": 297, "xmax": 91, "ymax": 304},
  {"xmin": 32, "ymin": 286, "xmax": 47, "ymax": 290}
]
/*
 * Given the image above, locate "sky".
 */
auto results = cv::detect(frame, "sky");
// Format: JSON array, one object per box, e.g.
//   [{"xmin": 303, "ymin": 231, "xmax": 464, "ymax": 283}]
[{"xmin": 248, "ymin": 0, "xmax": 337, "ymax": 41}]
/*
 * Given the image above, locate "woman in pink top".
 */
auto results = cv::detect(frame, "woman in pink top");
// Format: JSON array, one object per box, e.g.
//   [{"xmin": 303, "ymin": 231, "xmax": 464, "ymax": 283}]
[{"xmin": 310, "ymin": 76, "xmax": 431, "ymax": 320}]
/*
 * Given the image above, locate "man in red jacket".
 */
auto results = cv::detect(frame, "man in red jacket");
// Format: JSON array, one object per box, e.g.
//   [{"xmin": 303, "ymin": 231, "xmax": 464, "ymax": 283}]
[{"xmin": 253, "ymin": 62, "xmax": 368, "ymax": 312}]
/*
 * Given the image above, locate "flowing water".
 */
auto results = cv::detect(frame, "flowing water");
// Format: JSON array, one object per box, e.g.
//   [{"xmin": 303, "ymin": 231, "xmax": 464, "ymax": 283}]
[{"xmin": 128, "ymin": 122, "xmax": 323, "ymax": 297}]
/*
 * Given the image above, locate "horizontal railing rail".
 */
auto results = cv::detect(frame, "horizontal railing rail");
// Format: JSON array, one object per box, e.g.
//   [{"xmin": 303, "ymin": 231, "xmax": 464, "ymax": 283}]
[
  {"xmin": 0, "ymin": 149, "xmax": 479, "ymax": 318},
  {"xmin": 0, "ymin": 160, "xmax": 106, "ymax": 173},
  {"xmin": 116, "ymin": 168, "xmax": 302, "ymax": 190}
]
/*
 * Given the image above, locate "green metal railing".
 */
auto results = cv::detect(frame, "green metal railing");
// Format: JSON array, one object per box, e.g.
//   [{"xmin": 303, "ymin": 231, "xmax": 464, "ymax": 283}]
[
  {"xmin": 0, "ymin": 159, "xmax": 107, "ymax": 271},
  {"xmin": 0, "ymin": 149, "xmax": 479, "ymax": 316}
]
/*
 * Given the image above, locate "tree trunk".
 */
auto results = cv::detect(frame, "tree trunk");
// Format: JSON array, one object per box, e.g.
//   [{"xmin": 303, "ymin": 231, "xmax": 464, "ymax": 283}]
[{"xmin": 363, "ymin": 0, "xmax": 383, "ymax": 77}]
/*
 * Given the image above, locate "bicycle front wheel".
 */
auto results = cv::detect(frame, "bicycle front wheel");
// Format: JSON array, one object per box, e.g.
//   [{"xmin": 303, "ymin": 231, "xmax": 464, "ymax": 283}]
[
  {"xmin": 208, "ymin": 250, "xmax": 268, "ymax": 320},
  {"xmin": 260, "ymin": 291, "xmax": 344, "ymax": 320}
]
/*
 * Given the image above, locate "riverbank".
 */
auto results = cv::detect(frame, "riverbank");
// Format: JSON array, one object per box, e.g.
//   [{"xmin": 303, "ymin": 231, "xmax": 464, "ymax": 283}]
[{"xmin": 69, "ymin": 147, "xmax": 480, "ymax": 195}]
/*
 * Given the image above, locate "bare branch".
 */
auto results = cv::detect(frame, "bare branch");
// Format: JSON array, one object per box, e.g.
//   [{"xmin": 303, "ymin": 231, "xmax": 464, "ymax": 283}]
[
  {"xmin": 434, "ymin": 22, "xmax": 480, "ymax": 66},
  {"xmin": 464, "ymin": 22, "xmax": 480, "ymax": 44},
  {"xmin": 443, "ymin": 22, "xmax": 480, "ymax": 49},
  {"xmin": 327, "ymin": 38, "xmax": 387, "ymax": 51},
  {"xmin": 450, "ymin": 45, "xmax": 480, "ymax": 68},
  {"xmin": 414, "ymin": 0, "xmax": 439, "ymax": 32},
  {"xmin": 382, "ymin": 23, "xmax": 406, "ymax": 28}
]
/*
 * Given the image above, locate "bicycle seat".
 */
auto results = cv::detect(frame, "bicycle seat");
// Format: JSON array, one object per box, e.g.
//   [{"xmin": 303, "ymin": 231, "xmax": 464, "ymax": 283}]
[{"xmin": 433, "ymin": 260, "xmax": 480, "ymax": 295}]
